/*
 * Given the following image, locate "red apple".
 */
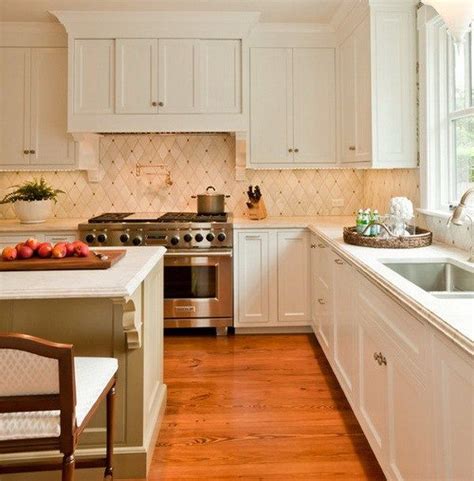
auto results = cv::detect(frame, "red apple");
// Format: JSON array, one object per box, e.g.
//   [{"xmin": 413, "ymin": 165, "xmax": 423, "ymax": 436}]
[
  {"xmin": 74, "ymin": 242, "xmax": 90, "ymax": 258},
  {"xmin": 65, "ymin": 242, "xmax": 75, "ymax": 257},
  {"xmin": 2, "ymin": 246, "xmax": 17, "ymax": 261},
  {"xmin": 15, "ymin": 242, "xmax": 25, "ymax": 252},
  {"xmin": 37, "ymin": 242, "xmax": 53, "ymax": 258},
  {"xmin": 52, "ymin": 244, "xmax": 67, "ymax": 259},
  {"xmin": 25, "ymin": 238, "xmax": 40, "ymax": 251},
  {"xmin": 17, "ymin": 245, "xmax": 34, "ymax": 259}
]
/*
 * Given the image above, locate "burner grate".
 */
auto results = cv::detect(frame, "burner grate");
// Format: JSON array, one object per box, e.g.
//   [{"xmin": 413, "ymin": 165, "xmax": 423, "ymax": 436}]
[
  {"xmin": 158, "ymin": 212, "xmax": 228, "ymax": 223},
  {"xmin": 88, "ymin": 212, "xmax": 134, "ymax": 223}
]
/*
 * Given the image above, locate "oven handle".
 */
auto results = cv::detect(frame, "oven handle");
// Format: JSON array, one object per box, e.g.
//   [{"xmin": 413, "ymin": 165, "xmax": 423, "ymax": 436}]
[{"xmin": 165, "ymin": 249, "xmax": 233, "ymax": 257}]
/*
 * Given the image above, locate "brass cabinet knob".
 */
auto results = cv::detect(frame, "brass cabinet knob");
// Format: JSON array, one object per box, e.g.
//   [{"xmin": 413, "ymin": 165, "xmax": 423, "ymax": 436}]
[
  {"xmin": 158, "ymin": 101, "xmax": 164, "ymax": 107},
  {"xmin": 288, "ymin": 148, "xmax": 293, "ymax": 153},
  {"xmin": 151, "ymin": 101, "xmax": 158, "ymax": 106},
  {"xmin": 23, "ymin": 149, "xmax": 29, "ymax": 154},
  {"xmin": 334, "ymin": 258, "xmax": 344, "ymax": 265},
  {"xmin": 29, "ymin": 150, "xmax": 35, "ymax": 154},
  {"xmin": 310, "ymin": 244, "xmax": 316, "ymax": 248},
  {"xmin": 294, "ymin": 148, "xmax": 299, "ymax": 153},
  {"xmin": 349, "ymin": 146, "xmax": 356, "ymax": 151},
  {"xmin": 318, "ymin": 298, "xmax": 326, "ymax": 305}
]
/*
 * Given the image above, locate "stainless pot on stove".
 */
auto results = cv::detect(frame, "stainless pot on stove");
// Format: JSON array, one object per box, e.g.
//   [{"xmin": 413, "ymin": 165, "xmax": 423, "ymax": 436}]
[{"xmin": 192, "ymin": 186, "xmax": 230, "ymax": 214}]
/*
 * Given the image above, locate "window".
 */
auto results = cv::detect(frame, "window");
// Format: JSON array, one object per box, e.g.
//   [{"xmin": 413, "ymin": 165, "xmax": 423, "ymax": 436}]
[{"xmin": 420, "ymin": 8, "xmax": 474, "ymax": 211}]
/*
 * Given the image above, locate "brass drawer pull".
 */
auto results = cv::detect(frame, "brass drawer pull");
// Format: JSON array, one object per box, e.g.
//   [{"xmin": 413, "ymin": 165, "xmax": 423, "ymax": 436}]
[
  {"xmin": 318, "ymin": 243, "xmax": 326, "ymax": 249},
  {"xmin": 310, "ymin": 244, "xmax": 316, "ymax": 248},
  {"xmin": 318, "ymin": 298, "xmax": 326, "ymax": 305},
  {"xmin": 334, "ymin": 258, "xmax": 344, "ymax": 265},
  {"xmin": 349, "ymin": 146, "xmax": 356, "ymax": 151}
]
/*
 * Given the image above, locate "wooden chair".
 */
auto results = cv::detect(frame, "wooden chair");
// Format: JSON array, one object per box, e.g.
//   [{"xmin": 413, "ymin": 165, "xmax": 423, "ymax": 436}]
[{"xmin": 0, "ymin": 332, "xmax": 117, "ymax": 481}]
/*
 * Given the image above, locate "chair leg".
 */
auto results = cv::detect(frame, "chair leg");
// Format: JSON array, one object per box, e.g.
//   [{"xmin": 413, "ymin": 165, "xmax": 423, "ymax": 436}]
[
  {"xmin": 104, "ymin": 384, "xmax": 116, "ymax": 480},
  {"xmin": 62, "ymin": 453, "xmax": 75, "ymax": 481}
]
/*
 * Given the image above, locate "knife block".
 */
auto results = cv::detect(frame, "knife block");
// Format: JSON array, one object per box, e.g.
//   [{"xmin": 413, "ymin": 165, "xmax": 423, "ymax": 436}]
[{"xmin": 247, "ymin": 198, "xmax": 267, "ymax": 220}]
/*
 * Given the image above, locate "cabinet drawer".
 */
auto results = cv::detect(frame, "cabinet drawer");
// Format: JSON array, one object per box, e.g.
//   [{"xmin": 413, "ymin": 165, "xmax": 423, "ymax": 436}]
[{"xmin": 358, "ymin": 275, "xmax": 426, "ymax": 374}]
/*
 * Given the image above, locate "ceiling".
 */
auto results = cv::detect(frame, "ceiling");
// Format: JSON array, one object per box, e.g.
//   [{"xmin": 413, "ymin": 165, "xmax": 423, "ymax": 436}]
[{"xmin": 0, "ymin": 0, "xmax": 345, "ymax": 24}]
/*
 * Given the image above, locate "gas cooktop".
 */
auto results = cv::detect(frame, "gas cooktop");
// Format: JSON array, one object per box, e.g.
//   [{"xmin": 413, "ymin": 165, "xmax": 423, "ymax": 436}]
[{"xmin": 88, "ymin": 212, "xmax": 229, "ymax": 223}]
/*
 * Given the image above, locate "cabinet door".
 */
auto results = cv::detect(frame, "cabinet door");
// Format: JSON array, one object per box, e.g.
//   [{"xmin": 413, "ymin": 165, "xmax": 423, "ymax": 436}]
[
  {"xmin": 0, "ymin": 48, "xmax": 30, "ymax": 166},
  {"xmin": 30, "ymin": 48, "xmax": 75, "ymax": 166},
  {"xmin": 310, "ymin": 236, "xmax": 318, "ymax": 334},
  {"xmin": 353, "ymin": 15, "xmax": 372, "ymax": 162},
  {"xmin": 357, "ymin": 311, "xmax": 388, "ymax": 460},
  {"xmin": 386, "ymin": 355, "xmax": 430, "ymax": 481},
  {"xmin": 293, "ymin": 48, "xmax": 336, "ymax": 164},
  {"xmin": 250, "ymin": 48, "xmax": 293, "ymax": 164},
  {"xmin": 200, "ymin": 40, "xmax": 241, "ymax": 113},
  {"xmin": 276, "ymin": 231, "xmax": 310, "ymax": 324},
  {"xmin": 340, "ymin": 35, "xmax": 356, "ymax": 163},
  {"xmin": 74, "ymin": 40, "xmax": 114, "ymax": 114},
  {"xmin": 432, "ymin": 334, "xmax": 473, "ymax": 481},
  {"xmin": 158, "ymin": 39, "xmax": 199, "ymax": 114},
  {"xmin": 332, "ymin": 255, "xmax": 357, "ymax": 401},
  {"xmin": 116, "ymin": 39, "xmax": 158, "ymax": 114},
  {"xmin": 236, "ymin": 232, "xmax": 271, "ymax": 325}
]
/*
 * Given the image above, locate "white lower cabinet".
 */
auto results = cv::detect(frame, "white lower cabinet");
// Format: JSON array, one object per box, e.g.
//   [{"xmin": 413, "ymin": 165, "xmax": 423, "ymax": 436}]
[
  {"xmin": 310, "ymin": 241, "xmax": 469, "ymax": 481},
  {"xmin": 235, "ymin": 229, "xmax": 310, "ymax": 328},
  {"xmin": 431, "ymin": 333, "xmax": 473, "ymax": 481}
]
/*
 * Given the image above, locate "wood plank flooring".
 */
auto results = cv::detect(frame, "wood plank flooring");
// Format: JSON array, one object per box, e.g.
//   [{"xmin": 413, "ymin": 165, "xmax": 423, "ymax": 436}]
[{"xmin": 140, "ymin": 333, "xmax": 385, "ymax": 480}]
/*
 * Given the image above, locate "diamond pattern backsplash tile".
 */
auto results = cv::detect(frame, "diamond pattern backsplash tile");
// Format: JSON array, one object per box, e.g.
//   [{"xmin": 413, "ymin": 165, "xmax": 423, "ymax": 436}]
[{"xmin": 0, "ymin": 133, "xmax": 367, "ymax": 220}]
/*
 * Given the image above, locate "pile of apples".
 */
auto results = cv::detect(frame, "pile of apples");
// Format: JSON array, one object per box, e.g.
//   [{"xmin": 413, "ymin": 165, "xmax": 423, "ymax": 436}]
[{"xmin": 2, "ymin": 238, "xmax": 90, "ymax": 262}]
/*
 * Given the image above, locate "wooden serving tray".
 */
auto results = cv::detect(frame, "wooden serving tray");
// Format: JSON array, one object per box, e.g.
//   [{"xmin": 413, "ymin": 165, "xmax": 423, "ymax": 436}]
[
  {"xmin": 0, "ymin": 249, "xmax": 126, "ymax": 271},
  {"xmin": 343, "ymin": 226, "xmax": 432, "ymax": 249}
]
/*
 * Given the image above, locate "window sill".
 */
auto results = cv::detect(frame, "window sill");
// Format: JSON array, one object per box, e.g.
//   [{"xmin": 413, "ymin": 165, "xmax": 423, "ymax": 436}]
[{"xmin": 417, "ymin": 208, "xmax": 452, "ymax": 220}]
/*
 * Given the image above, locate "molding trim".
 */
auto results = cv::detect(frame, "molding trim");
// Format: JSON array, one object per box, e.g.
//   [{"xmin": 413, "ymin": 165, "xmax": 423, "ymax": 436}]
[
  {"xmin": 71, "ymin": 133, "xmax": 104, "ymax": 183},
  {"xmin": 254, "ymin": 22, "xmax": 335, "ymax": 33},
  {"xmin": 51, "ymin": 10, "xmax": 261, "ymax": 38},
  {"xmin": 0, "ymin": 21, "xmax": 66, "ymax": 47}
]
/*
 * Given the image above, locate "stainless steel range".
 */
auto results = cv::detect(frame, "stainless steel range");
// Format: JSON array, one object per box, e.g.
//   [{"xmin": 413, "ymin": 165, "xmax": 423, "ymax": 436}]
[{"xmin": 79, "ymin": 212, "xmax": 233, "ymax": 335}]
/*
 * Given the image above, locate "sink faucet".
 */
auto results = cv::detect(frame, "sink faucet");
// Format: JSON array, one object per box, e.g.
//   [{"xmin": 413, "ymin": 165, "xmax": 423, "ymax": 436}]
[{"xmin": 447, "ymin": 187, "xmax": 474, "ymax": 262}]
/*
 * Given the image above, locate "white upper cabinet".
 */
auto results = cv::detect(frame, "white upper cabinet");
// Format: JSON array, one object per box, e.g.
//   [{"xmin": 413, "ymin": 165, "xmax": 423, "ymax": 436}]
[
  {"xmin": 200, "ymin": 40, "xmax": 241, "ymax": 113},
  {"xmin": 0, "ymin": 48, "xmax": 30, "ymax": 167},
  {"xmin": 74, "ymin": 39, "xmax": 115, "ymax": 114},
  {"xmin": 158, "ymin": 39, "xmax": 200, "ymax": 114},
  {"xmin": 30, "ymin": 48, "xmax": 75, "ymax": 166},
  {"xmin": 0, "ymin": 47, "xmax": 75, "ymax": 169},
  {"xmin": 338, "ymin": 2, "xmax": 417, "ymax": 168},
  {"xmin": 116, "ymin": 39, "xmax": 158, "ymax": 114},
  {"xmin": 293, "ymin": 48, "xmax": 336, "ymax": 164},
  {"xmin": 250, "ymin": 48, "xmax": 293, "ymax": 165},
  {"xmin": 250, "ymin": 47, "xmax": 336, "ymax": 167}
]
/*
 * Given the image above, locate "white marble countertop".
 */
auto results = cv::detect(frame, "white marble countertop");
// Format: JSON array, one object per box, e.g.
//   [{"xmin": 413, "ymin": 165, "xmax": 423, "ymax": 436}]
[
  {"xmin": 235, "ymin": 216, "xmax": 473, "ymax": 353},
  {"xmin": 0, "ymin": 246, "xmax": 166, "ymax": 300},
  {"xmin": 0, "ymin": 218, "xmax": 84, "ymax": 233}
]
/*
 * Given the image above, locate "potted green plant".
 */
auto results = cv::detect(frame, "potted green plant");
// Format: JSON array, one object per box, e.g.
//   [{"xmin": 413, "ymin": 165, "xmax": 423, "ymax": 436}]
[{"xmin": 0, "ymin": 177, "xmax": 64, "ymax": 224}]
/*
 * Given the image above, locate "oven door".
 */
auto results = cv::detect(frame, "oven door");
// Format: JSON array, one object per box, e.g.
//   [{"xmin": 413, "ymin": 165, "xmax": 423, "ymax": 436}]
[{"xmin": 164, "ymin": 249, "xmax": 232, "ymax": 320}]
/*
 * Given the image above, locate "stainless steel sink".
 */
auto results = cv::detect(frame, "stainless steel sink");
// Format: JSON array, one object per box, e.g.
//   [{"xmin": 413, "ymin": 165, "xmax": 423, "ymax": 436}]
[{"xmin": 382, "ymin": 261, "xmax": 474, "ymax": 299}]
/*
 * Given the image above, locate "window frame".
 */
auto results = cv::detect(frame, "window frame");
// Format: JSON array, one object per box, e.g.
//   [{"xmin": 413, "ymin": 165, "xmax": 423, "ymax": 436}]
[{"xmin": 418, "ymin": 5, "xmax": 473, "ymax": 214}]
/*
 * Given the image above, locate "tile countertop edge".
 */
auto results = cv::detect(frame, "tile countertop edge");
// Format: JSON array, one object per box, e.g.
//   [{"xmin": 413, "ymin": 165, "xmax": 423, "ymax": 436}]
[
  {"xmin": 308, "ymin": 224, "xmax": 473, "ymax": 356},
  {"xmin": 0, "ymin": 247, "xmax": 167, "ymax": 300}
]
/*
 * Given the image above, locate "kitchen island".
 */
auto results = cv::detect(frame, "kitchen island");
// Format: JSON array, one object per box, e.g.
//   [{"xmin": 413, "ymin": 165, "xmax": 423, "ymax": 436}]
[{"xmin": 0, "ymin": 246, "xmax": 166, "ymax": 480}]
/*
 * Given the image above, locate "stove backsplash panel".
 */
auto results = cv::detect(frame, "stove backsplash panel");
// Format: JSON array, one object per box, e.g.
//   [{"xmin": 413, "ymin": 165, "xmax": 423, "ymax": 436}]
[{"xmin": 0, "ymin": 133, "xmax": 417, "ymax": 220}]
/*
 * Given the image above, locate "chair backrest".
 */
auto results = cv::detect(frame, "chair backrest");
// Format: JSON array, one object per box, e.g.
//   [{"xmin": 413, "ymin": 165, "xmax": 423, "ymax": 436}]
[{"xmin": 0, "ymin": 333, "xmax": 76, "ymax": 449}]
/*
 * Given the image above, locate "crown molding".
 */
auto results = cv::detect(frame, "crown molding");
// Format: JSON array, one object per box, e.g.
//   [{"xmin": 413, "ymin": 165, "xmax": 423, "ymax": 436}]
[
  {"xmin": 0, "ymin": 21, "xmax": 66, "ymax": 47},
  {"xmin": 254, "ymin": 22, "xmax": 335, "ymax": 33}
]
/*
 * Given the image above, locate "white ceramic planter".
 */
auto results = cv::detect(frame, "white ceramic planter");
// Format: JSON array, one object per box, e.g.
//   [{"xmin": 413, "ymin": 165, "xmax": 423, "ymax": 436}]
[{"xmin": 13, "ymin": 199, "xmax": 53, "ymax": 224}]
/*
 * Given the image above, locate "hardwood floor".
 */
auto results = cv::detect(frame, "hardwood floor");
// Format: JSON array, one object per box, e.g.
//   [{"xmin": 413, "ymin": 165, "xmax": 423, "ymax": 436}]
[{"xmin": 143, "ymin": 333, "xmax": 385, "ymax": 480}]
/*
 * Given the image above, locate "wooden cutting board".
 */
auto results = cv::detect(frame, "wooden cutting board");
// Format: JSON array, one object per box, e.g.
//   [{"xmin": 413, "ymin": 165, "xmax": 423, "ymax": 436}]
[{"xmin": 0, "ymin": 249, "xmax": 126, "ymax": 271}]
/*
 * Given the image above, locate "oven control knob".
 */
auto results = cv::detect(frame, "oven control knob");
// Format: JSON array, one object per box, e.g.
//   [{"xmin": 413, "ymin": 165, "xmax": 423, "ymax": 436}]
[
  {"xmin": 183, "ymin": 233, "xmax": 193, "ymax": 243},
  {"xmin": 120, "ymin": 233, "xmax": 130, "ymax": 243},
  {"xmin": 132, "ymin": 236, "xmax": 142, "ymax": 246},
  {"xmin": 206, "ymin": 233, "xmax": 215, "ymax": 242},
  {"xmin": 85, "ymin": 233, "xmax": 95, "ymax": 244},
  {"xmin": 97, "ymin": 233, "xmax": 107, "ymax": 243},
  {"xmin": 170, "ymin": 236, "xmax": 180, "ymax": 246},
  {"xmin": 217, "ymin": 233, "xmax": 226, "ymax": 242},
  {"xmin": 195, "ymin": 233, "xmax": 204, "ymax": 242}
]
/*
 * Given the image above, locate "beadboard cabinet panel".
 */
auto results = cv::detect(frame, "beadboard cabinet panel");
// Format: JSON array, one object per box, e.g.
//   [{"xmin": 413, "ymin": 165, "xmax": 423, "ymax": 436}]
[
  {"xmin": 74, "ymin": 39, "xmax": 115, "ymax": 114},
  {"xmin": 250, "ymin": 48, "xmax": 293, "ymax": 165},
  {"xmin": 116, "ymin": 39, "xmax": 158, "ymax": 114},
  {"xmin": 0, "ymin": 48, "xmax": 31, "ymax": 166},
  {"xmin": 293, "ymin": 48, "xmax": 336, "ymax": 164},
  {"xmin": 30, "ymin": 48, "xmax": 75, "ymax": 166},
  {"xmin": 200, "ymin": 40, "xmax": 241, "ymax": 113},
  {"xmin": 158, "ymin": 39, "xmax": 200, "ymax": 114}
]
